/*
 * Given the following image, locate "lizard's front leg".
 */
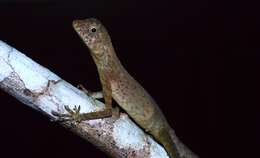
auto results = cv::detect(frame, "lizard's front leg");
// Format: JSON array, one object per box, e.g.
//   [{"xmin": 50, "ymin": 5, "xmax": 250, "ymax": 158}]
[
  {"xmin": 52, "ymin": 81, "xmax": 118, "ymax": 122},
  {"xmin": 78, "ymin": 84, "xmax": 119, "ymax": 118},
  {"xmin": 52, "ymin": 100, "xmax": 113, "ymax": 122}
]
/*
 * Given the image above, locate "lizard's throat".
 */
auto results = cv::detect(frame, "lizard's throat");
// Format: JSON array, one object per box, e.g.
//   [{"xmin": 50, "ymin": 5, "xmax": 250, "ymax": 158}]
[{"xmin": 91, "ymin": 49, "xmax": 122, "ymax": 75}]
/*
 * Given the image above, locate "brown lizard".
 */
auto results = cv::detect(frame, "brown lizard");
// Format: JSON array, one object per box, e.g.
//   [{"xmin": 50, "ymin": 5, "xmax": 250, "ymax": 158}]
[{"xmin": 52, "ymin": 18, "xmax": 180, "ymax": 158}]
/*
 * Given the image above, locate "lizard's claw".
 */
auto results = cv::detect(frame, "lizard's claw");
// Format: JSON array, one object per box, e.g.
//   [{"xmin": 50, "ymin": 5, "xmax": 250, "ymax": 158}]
[{"xmin": 51, "ymin": 105, "xmax": 83, "ymax": 123}]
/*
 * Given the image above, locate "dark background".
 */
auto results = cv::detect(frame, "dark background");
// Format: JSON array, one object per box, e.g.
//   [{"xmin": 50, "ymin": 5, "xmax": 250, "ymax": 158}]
[{"xmin": 0, "ymin": 0, "xmax": 258, "ymax": 157}]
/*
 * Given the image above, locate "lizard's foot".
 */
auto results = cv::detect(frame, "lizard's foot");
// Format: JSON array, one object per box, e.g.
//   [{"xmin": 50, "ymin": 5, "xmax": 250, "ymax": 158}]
[
  {"xmin": 52, "ymin": 105, "xmax": 115, "ymax": 122},
  {"xmin": 51, "ymin": 105, "xmax": 83, "ymax": 123}
]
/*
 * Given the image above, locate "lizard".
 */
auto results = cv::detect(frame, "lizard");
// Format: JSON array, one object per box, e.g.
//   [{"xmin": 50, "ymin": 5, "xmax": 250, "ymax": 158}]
[{"xmin": 52, "ymin": 18, "xmax": 180, "ymax": 158}]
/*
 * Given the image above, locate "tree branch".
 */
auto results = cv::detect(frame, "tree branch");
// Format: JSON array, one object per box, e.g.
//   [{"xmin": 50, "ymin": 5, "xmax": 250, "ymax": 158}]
[{"xmin": 0, "ymin": 40, "xmax": 198, "ymax": 158}]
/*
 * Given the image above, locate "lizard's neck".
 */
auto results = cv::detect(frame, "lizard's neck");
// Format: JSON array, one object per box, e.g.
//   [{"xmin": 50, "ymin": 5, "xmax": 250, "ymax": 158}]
[
  {"xmin": 91, "ymin": 43, "xmax": 125, "ymax": 77},
  {"xmin": 107, "ymin": 48, "xmax": 133, "ymax": 83}
]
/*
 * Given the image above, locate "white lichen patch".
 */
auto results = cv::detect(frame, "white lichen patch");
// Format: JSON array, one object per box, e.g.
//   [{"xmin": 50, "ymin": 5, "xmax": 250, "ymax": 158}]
[
  {"xmin": 0, "ymin": 41, "xmax": 11, "ymax": 61},
  {"xmin": 0, "ymin": 40, "xmax": 60, "ymax": 87},
  {"xmin": 148, "ymin": 137, "xmax": 169, "ymax": 158},
  {"xmin": 87, "ymin": 119, "xmax": 104, "ymax": 126},
  {"xmin": 0, "ymin": 41, "xmax": 13, "ymax": 82},
  {"xmin": 9, "ymin": 49, "xmax": 50, "ymax": 92},
  {"xmin": 113, "ymin": 114, "xmax": 146, "ymax": 150},
  {"xmin": 36, "ymin": 95, "xmax": 61, "ymax": 114},
  {"xmin": 48, "ymin": 81, "xmax": 99, "ymax": 114},
  {"xmin": 0, "ymin": 57, "xmax": 12, "ymax": 82}
]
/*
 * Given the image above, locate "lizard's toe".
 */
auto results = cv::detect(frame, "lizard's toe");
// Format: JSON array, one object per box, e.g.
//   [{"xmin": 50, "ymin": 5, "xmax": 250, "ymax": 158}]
[{"xmin": 51, "ymin": 105, "xmax": 83, "ymax": 123}]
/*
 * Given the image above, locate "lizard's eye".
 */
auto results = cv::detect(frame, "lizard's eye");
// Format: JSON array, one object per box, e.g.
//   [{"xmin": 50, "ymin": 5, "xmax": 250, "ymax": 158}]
[{"xmin": 91, "ymin": 27, "xmax": 96, "ymax": 33}]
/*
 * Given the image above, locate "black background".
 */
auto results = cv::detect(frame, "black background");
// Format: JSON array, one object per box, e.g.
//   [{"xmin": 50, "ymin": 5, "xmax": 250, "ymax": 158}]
[{"xmin": 0, "ymin": 0, "xmax": 259, "ymax": 157}]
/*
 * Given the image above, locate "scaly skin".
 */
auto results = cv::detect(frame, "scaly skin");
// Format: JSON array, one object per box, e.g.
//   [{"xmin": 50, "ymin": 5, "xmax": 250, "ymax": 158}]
[{"xmin": 55, "ymin": 18, "xmax": 180, "ymax": 158}]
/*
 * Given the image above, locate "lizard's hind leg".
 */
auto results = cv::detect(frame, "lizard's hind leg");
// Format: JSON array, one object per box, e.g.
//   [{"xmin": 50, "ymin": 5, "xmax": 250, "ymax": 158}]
[{"xmin": 78, "ymin": 84, "xmax": 103, "ymax": 99}]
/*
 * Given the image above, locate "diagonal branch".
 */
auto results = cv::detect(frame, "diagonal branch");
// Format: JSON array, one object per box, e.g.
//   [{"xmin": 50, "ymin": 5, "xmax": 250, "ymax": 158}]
[{"xmin": 0, "ymin": 40, "xmax": 198, "ymax": 158}]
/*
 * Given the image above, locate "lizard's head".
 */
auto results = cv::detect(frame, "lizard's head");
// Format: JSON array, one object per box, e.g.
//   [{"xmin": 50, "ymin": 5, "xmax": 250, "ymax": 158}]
[{"xmin": 73, "ymin": 18, "xmax": 111, "ymax": 51}]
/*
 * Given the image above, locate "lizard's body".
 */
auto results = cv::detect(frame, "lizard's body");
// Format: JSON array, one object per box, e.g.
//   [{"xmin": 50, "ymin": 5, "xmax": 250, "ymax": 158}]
[{"xmin": 54, "ymin": 18, "xmax": 180, "ymax": 158}]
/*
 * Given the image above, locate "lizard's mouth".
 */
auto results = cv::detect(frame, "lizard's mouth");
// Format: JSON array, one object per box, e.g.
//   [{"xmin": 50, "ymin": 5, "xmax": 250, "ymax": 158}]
[
  {"xmin": 72, "ymin": 19, "xmax": 90, "ymax": 43},
  {"xmin": 72, "ymin": 19, "xmax": 84, "ymax": 31}
]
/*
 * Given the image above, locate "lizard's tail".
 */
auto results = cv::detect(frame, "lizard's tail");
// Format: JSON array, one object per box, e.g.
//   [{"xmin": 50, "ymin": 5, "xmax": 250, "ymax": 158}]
[{"xmin": 154, "ymin": 127, "xmax": 180, "ymax": 158}]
